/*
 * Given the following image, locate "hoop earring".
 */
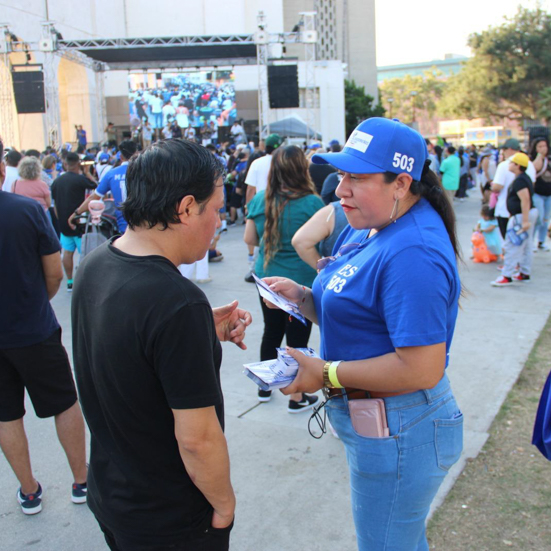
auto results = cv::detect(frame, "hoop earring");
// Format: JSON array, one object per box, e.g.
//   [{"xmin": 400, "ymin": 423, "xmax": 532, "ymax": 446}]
[{"xmin": 390, "ymin": 198, "xmax": 399, "ymax": 223}]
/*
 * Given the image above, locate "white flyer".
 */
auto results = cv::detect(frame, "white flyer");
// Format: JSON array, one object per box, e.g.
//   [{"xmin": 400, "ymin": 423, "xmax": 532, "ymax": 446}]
[{"xmin": 252, "ymin": 274, "xmax": 307, "ymax": 325}]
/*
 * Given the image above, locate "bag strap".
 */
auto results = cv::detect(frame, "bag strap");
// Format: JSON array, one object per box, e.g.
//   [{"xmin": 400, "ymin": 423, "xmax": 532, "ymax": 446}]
[{"xmin": 536, "ymin": 157, "xmax": 549, "ymax": 178}]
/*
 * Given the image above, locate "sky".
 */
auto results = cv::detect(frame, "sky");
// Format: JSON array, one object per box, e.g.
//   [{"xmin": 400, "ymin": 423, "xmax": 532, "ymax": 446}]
[{"xmin": 375, "ymin": 0, "xmax": 551, "ymax": 66}]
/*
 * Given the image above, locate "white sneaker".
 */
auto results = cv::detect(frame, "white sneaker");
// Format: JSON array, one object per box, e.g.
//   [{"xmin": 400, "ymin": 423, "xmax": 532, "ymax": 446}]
[{"xmin": 538, "ymin": 242, "xmax": 550, "ymax": 252}]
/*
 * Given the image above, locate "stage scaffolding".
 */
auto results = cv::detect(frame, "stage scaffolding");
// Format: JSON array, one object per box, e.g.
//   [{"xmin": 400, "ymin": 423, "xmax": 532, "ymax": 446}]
[
  {"xmin": 1, "ymin": 14, "xmax": 321, "ymax": 148},
  {"xmin": 254, "ymin": 12, "xmax": 318, "ymax": 141},
  {"xmin": 0, "ymin": 24, "xmax": 20, "ymax": 148}
]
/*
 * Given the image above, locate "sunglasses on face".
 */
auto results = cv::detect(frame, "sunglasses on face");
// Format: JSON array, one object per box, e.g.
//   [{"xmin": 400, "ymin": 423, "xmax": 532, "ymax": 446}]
[{"xmin": 317, "ymin": 242, "xmax": 362, "ymax": 271}]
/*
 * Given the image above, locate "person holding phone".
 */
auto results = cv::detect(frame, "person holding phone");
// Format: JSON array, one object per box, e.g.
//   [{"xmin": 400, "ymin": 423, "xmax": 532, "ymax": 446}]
[{"xmin": 262, "ymin": 118, "xmax": 463, "ymax": 551}]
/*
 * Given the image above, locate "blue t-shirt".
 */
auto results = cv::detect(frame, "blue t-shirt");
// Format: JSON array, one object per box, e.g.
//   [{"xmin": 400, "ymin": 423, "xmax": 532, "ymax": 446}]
[
  {"xmin": 479, "ymin": 218, "xmax": 502, "ymax": 255},
  {"xmin": 96, "ymin": 163, "xmax": 129, "ymax": 232},
  {"xmin": 0, "ymin": 191, "xmax": 61, "ymax": 348},
  {"xmin": 312, "ymin": 198, "xmax": 461, "ymax": 366}
]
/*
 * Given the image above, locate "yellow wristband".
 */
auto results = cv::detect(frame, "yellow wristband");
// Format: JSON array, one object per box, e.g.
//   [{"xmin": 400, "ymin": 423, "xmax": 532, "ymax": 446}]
[{"xmin": 328, "ymin": 361, "xmax": 343, "ymax": 389}]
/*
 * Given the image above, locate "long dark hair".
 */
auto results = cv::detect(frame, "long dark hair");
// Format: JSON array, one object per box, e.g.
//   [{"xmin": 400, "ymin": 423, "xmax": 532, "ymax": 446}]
[
  {"xmin": 384, "ymin": 165, "xmax": 460, "ymax": 259},
  {"xmin": 529, "ymin": 137, "xmax": 549, "ymax": 161},
  {"xmin": 263, "ymin": 145, "xmax": 317, "ymax": 267}
]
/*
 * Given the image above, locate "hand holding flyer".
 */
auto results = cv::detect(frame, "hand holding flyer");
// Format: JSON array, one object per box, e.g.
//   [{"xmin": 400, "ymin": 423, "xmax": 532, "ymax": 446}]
[
  {"xmin": 243, "ymin": 348, "xmax": 320, "ymax": 391},
  {"xmin": 252, "ymin": 273, "xmax": 307, "ymax": 326}
]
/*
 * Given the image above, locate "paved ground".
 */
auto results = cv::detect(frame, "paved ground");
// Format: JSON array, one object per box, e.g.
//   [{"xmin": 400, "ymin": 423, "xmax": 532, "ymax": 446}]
[{"xmin": 1, "ymin": 193, "xmax": 550, "ymax": 551}]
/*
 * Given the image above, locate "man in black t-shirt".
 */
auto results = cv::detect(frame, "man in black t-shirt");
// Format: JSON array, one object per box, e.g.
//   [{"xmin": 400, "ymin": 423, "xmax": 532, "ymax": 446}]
[
  {"xmin": 309, "ymin": 158, "xmax": 336, "ymax": 195},
  {"xmin": 51, "ymin": 152, "xmax": 96, "ymax": 291},
  {"xmin": 72, "ymin": 139, "xmax": 251, "ymax": 551},
  {"xmin": 492, "ymin": 152, "xmax": 539, "ymax": 286},
  {"xmin": 0, "ymin": 140, "xmax": 88, "ymax": 516}
]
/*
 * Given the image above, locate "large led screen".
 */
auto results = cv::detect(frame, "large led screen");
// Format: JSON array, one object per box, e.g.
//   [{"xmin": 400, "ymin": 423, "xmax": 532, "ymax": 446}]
[{"xmin": 128, "ymin": 70, "xmax": 237, "ymax": 132}]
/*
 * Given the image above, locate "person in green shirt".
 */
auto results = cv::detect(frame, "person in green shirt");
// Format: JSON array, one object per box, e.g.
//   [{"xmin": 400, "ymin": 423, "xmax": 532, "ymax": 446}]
[
  {"xmin": 439, "ymin": 146, "xmax": 461, "ymax": 202},
  {"xmin": 245, "ymin": 145, "xmax": 324, "ymax": 409}
]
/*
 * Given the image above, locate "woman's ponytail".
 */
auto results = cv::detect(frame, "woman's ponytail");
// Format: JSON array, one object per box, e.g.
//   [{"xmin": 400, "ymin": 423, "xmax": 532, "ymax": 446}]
[{"xmin": 410, "ymin": 160, "xmax": 461, "ymax": 259}]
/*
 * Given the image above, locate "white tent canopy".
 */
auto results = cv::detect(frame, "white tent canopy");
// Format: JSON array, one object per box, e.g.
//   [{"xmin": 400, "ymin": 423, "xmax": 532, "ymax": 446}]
[{"xmin": 267, "ymin": 114, "xmax": 322, "ymax": 140}]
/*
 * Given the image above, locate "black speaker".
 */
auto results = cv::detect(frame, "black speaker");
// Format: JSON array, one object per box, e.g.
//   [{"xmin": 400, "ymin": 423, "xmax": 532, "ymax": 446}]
[
  {"xmin": 528, "ymin": 126, "xmax": 550, "ymax": 144},
  {"xmin": 267, "ymin": 65, "xmax": 299, "ymax": 109},
  {"xmin": 11, "ymin": 70, "xmax": 46, "ymax": 114},
  {"xmin": 217, "ymin": 126, "xmax": 231, "ymax": 143}
]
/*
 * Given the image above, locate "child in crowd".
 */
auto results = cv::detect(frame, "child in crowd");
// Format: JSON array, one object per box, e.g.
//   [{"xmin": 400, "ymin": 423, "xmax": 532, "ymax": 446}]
[{"xmin": 476, "ymin": 205, "xmax": 503, "ymax": 257}]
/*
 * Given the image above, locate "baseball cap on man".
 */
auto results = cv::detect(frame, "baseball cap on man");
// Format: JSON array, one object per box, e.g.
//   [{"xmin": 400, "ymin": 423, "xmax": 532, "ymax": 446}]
[
  {"xmin": 501, "ymin": 138, "xmax": 521, "ymax": 151},
  {"xmin": 99, "ymin": 153, "xmax": 110, "ymax": 162},
  {"xmin": 509, "ymin": 152, "xmax": 529, "ymax": 168},
  {"xmin": 312, "ymin": 118, "xmax": 428, "ymax": 181},
  {"xmin": 265, "ymin": 134, "xmax": 282, "ymax": 148}
]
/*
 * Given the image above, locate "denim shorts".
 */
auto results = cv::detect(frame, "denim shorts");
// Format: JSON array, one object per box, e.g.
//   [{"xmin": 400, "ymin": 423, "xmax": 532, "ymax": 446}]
[{"xmin": 326, "ymin": 374, "xmax": 463, "ymax": 551}]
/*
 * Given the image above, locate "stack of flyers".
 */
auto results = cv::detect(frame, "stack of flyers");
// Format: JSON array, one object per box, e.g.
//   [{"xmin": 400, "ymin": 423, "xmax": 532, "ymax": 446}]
[
  {"xmin": 275, "ymin": 347, "xmax": 319, "ymax": 376},
  {"xmin": 243, "ymin": 348, "xmax": 320, "ymax": 391},
  {"xmin": 252, "ymin": 274, "xmax": 307, "ymax": 325}
]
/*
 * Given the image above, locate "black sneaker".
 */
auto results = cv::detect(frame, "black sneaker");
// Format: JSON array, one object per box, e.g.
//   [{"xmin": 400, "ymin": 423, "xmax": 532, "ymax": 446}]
[
  {"xmin": 67, "ymin": 281, "xmax": 73, "ymax": 292},
  {"xmin": 17, "ymin": 482, "xmax": 43, "ymax": 515},
  {"xmin": 71, "ymin": 481, "xmax": 87, "ymax": 504},
  {"xmin": 258, "ymin": 389, "xmax": 272, "ymax": 402},
  {"xmin": 244, "ymin": 271, "xmax": 255, "ymax": 283},
  {"xmin": 288, "ymin": 393, "xmax": 319, "ymax": 414}
]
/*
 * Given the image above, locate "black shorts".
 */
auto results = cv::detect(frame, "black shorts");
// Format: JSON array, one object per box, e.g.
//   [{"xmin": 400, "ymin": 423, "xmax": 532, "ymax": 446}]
[
  {"xmin": 229, "ymin": 190, "xmax": 243, "ymax": 209},
  {"xmin": 0, "ymin": 328, "xmax": 78, "ymax": 422}
]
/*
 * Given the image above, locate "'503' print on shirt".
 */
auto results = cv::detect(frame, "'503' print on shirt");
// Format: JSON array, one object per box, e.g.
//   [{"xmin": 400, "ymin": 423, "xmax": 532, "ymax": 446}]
[{"xmin": 326, "ymin": 264, "xmax": 358, "ymax": 293}]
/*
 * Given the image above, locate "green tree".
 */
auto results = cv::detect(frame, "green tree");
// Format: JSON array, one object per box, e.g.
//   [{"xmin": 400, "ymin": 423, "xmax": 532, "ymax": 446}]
[
  {"xmin": 439, "ymin": 6, "xmax": 551, "ymax": 121},
  {"xmin": 537, "ymin": 86, "xmax": 551, "ymax": 123},
  {"xmin": 379, "ymin": 71, "xmax": 445, "ymax": 123},
  {"xmin": 344, "ymin": 80, "xmax": 385, "ymax": 137}
]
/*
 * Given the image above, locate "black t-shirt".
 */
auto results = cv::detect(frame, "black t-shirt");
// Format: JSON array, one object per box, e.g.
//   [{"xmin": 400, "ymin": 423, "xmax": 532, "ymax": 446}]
[
  {"xmin": 534, "ymin": 158, "xmax": 551, "ymax": 197},
  {"xmin": 507, "ymin": 172, "xmax": 534, "ymax": 216},
  {"xmin": 72, "ymin": 240, "xmax": 223, "ymax": 543},
  {"xmin": 309, "ymin": 163, "xmax": 336, "ymax": 194},
  {"xmin": 51, "ymin": 172, "xmax": 96, "ymax": 236},
  {"xmin": 0, "ymin": 192, "xmax": 61, "ymax": 348}
]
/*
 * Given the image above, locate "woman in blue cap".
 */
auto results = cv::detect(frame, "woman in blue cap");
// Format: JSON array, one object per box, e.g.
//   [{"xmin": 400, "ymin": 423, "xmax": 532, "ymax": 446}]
[{"xmin": 263, "ymin": 118, "xmax": 463, "ymax": 551}]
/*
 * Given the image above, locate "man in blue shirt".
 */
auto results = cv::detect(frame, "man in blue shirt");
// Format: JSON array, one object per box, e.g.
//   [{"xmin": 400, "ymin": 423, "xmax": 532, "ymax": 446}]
[
  {"xmin": 71, "ymin": 141, "xmax": 137, "ymax": 234},
  {"xmin": 76, "ymin": 125, "xmax": 87, "ymax": 152}
]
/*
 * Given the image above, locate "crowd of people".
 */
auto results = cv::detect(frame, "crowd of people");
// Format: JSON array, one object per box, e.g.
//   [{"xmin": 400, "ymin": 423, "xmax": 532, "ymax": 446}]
[
  {"xmin": 425, "ymin": 136, "xmax": 551, "ymax": 285},
  {"xmin": 129, "ymin": 75, "xmax": 237, "ymax": 144},
  {"xmin": 1, "ymin": 116, "xmax": 550, "ymax": 551}
]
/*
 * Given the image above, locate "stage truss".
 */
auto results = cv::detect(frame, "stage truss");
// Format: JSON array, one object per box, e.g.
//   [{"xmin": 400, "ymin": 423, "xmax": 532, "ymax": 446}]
[{"xmin": 1, "ymin": 13, "xmax": 323, "ymax": 148}]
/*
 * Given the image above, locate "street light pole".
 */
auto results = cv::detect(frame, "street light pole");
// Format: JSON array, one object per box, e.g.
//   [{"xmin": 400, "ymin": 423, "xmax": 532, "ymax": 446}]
[{"xmin": 387, "ymin": 97, "xmax": 394, "ymax": 119}]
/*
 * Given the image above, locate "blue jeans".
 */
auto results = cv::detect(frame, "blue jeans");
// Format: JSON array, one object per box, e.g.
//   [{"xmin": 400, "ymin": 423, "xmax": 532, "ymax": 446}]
[
  {"xmin": 327, "ymin": 374, "xmax": 463, "ymax": 551},
  {"xmin": 152, "ymin": 112, "xmax": 163, "ymax": 129},
  {"xmin": 533, "ymin": 193, "xmax": 551, "ymax": 244}
]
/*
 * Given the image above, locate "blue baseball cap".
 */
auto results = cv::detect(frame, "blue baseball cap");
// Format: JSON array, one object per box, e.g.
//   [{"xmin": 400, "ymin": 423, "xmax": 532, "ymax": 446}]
[
  {"xmin": 99, "ymin": 153, "xmax": 110, "ymax": 162},
  {"xmin": 312, "ymin": 118, "xmax": 428, "ymax": 181}
]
